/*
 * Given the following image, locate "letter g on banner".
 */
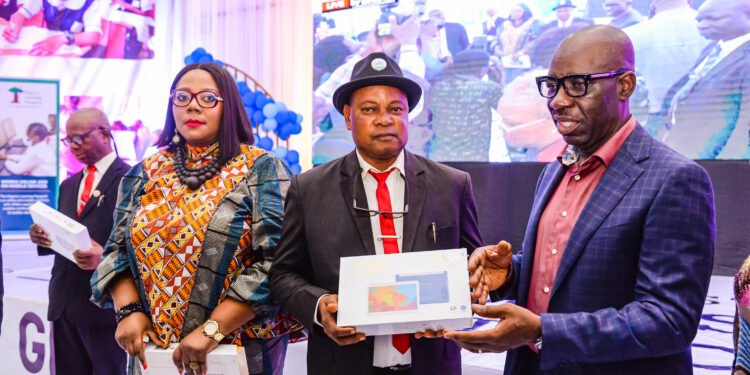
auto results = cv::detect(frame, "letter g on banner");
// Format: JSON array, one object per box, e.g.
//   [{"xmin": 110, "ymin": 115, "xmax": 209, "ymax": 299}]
[{"xmin": 19, "ymin": 312, "xmax": 45, "ymax": 373}]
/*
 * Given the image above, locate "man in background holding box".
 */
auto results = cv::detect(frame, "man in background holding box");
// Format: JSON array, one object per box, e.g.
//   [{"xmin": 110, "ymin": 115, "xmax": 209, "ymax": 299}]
[
  {"xmin": 29, "ymin": 108, "xmax": 129, "ymax": 375},
  {"xmin": 270, "ymin": 52, "xmax": 483, "ymax": 375}
]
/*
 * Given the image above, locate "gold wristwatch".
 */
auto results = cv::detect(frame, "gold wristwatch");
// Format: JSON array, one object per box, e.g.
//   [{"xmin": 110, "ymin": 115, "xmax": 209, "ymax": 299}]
[{"xmin": 202, "ymin": 320, "xmax": 225, "ymax": 342}]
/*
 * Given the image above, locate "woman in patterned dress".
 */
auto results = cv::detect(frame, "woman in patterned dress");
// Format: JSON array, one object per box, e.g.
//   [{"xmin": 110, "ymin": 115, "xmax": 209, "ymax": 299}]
[
  {"xmin": 735, "ymin": 257, "xmax": 750, "ymax": 374},
  {"xmin": 91, "ymin": 62, "xmax": 303, "ymax": 375}
]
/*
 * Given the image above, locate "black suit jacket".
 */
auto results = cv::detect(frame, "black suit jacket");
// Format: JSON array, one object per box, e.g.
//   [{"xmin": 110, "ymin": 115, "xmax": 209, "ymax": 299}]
[
  {"xmin": 444, "ymin": 22, "xmax": 469, "ymax": 57},
  {"xmin": 38, "ymin": 157, "xmax": 130, "ymax": 326},
  {"xmin": 270, "ymin": 151, "xmax": 483, "ymax": 375}
]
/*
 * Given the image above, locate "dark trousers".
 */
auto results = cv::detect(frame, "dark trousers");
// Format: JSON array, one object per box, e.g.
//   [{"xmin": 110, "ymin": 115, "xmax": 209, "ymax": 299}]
[
  {"xmin": 246, "ymin": 334, "xmax": 289, "ymax": 375},
  {"xmin": 52, "ymin": 315, "xmax": 126, "ymax": 375}
]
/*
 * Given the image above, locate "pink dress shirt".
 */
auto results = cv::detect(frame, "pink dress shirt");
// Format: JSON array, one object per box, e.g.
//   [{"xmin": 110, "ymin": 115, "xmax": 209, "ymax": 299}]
[{"xmin": 526, "ymin": 117, "xmax": 637, "ymax": 315}]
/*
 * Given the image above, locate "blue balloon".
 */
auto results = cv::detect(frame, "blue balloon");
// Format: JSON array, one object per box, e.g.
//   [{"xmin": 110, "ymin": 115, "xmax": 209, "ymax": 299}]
[
  {"xmin": 262, "ymin": 103, "xmax": 279, "ymax": 118},
  {"xmin": 252, "ymin": 111, "xmax": 266, "ymax": 125},
  {"xmin": 274, "ymin": 111, "xmax": 285, "ymax": 124},
  {"xmin": 291, "ymin": 123, "xmax": 303, "ymax": 135},
  {"xmin": 245, "ymin": 107, "xmax": 255, "ymax": 125},
  {"xmin": 198, "ymin": 55, "xmax": 212, "ymax": 63},
  {"xmin": 276, "ymin": 102, "xmax": 287, "ymax": 112},
  {"xmin": 191, "ymin": 48, "xmax": 207, "ymax": 61},
  {"xmin": 295, "ymin": 113, "xmax": 304, "ymax": 124},
  {"xmin": 255, "ymin": 95, "xmax": 269, "ymax": 110},
  {"xmin": 257, "ymin": 136, "xmax": 274, "ymax": 151},
  {"xmin": 290, "ymin": 163, "xmax": 302, "ymax": 174},
  {"xmin": 262, "ymin": 118, "xmax": 278, "ymax": 131},
  {"xmin": 249, "ymin": 92, "xmax": 261, "ymax": 107},
  {"xmin": 214, "ymin": 60, "xmax": 224, "ymax": 67},
  {"xmin": 184, "ymin": 55, "xmax": 196, "ymax": 65},
  {"xmin": 278, "ymin": 123, "xmax": 293, "ymax": 140},
  {"xmin": 237, "ymin": 82, "xmax": 250, "ymax": 94},
  {"xmin": 286, "ymin": 150, "xmax": 300, "ymax": 165},
  {"xmin": 273, "ymin": 146, "xmax": 288, "ymax": 159},
  {"xmin": 242, "ymin": 92, "xmax": 254, "ymax": 107}
]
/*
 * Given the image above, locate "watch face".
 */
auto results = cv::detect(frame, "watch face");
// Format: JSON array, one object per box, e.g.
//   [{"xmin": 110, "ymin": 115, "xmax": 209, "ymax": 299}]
[{"xmin": 204, "ymin": 320, "xmax": 219, "ymax": 335}]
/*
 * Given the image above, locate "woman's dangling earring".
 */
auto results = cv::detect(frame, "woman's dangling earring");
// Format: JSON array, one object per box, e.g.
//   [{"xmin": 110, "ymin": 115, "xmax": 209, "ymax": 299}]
[{"xmin": 172, "ymin": 132, "xmax": 181, "ymax": 145}]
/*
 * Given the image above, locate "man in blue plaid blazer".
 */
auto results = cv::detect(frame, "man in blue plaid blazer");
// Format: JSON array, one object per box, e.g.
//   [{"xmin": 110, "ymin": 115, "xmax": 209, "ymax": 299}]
[{"xmin": 445, "ymin": 25, "xmax": 716, "ymax": 374}]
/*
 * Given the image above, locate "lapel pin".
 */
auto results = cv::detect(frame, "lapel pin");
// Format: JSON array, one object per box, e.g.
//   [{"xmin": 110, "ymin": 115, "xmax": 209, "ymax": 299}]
[{"xmin": 92, "ymin": 190, "xmax": 101, "ymax": 198}]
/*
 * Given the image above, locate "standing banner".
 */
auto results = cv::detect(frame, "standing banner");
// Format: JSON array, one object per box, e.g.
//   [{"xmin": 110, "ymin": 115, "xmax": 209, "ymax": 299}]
[
  {"xmin": 0, "ymin": 295, "xmax": 53, "ymax": 375},
  {"xmin": 0, "ymin": 78, "xmax": 59, "ymax": 232}
]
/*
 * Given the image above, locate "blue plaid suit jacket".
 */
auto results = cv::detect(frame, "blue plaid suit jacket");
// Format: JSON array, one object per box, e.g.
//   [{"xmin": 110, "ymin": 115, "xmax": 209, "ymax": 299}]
[{"xmin": 500, "ymin": 124, "xmax": 716, "ymax": 374}]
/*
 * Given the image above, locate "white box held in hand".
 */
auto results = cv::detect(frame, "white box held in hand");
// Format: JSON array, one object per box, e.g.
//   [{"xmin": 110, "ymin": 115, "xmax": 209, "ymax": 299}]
[
  {"xmin": 28, "ymin": 201, "xmax": 91, "ymax": 263},
  {"xmin": 337, "ymin": 248, "xmax": 473, "ymax": 336},
  {"xmin": 142, "ymin": 343, "xmax": 248, "ymax": 375}
]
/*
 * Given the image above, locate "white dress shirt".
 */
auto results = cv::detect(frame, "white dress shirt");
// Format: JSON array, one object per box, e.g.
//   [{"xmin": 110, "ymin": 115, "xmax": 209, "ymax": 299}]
[
  {"xmin": 438, "ymin": 28, "xmax": 452, "ymax": 60},
  {"xmin": 708, "ymin": 33, "xmax": 750, "ymax": 71},
  {"xmin": 313, "ymin": 150, "xmax": 410, "ymax": 368},
  {"xmin": 77, "ymin": 151, "xmax": 117, "ymax": 210}
]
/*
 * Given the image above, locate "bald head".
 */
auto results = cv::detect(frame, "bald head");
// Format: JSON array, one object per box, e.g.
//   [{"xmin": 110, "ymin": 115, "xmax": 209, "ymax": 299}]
[
  {"xmin": 553, "ymin": 25, "xmax": 634, "ymax": 73},
  {"xmin": 66, "ymin": 108, "xmax": 113, "ymax": 166},
  {"xmin": 67, "ymin": 108, "xmax": 111, "ymax": 131}
]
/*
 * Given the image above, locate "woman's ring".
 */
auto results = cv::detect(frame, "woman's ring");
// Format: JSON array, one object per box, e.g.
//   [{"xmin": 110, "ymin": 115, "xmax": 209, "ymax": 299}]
[
  {"xmin": 189, "ymin": 362, "xmax": 200, "ymax": 370},
  {"xmin": 478, "ymin": 349, "xmax": 484, "ymax": 354}
]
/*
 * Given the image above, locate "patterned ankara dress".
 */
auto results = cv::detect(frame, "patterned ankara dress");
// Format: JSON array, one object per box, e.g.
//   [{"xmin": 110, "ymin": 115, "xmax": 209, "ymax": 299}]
[
  {"xmin": 91, "ymin": 143, "xmax": 304, "ymax": 375},
  {"xmin": 735, "ymin": 256, "xmax": 750, "ymax": 374}
]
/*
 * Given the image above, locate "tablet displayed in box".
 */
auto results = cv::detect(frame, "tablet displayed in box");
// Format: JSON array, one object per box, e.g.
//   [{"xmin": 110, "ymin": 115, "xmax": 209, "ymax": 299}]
[
  {"xmin": 368, "ymin": 281, "xmax": 419, "ymax": 314},
  {"xmin": 396, "ymin": 271, "xmax": 449, "ymax": 304},
  {"xmin": 338, "ymin": 248, "xmax": 472, "ymax": 336}
]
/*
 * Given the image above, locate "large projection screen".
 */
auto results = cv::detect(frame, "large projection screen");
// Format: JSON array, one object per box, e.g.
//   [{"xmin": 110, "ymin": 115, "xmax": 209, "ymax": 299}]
[{"xmin": 312, "ymin": 0, "xmax": 749, "ymax": 164}]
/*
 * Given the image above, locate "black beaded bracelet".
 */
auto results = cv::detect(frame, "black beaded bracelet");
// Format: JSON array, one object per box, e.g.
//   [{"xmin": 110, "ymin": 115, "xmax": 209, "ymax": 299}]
[{"xmin": 116, "ymin": 302, "xmax": 147, "ymax": 324}]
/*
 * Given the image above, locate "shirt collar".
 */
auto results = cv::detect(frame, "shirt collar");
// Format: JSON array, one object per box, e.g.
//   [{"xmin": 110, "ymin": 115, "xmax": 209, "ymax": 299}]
[
  {"xmin": 718, "ymin": 33, "xmax": 750, "ymax": 58},
  {"xmin": 557, "ymin": 115, "xmax": 637, "ymax": 168},
  {"xmin": 355, "ymin": 149, "xmax": 406, "ymax": 179},
  {"xmin": 90, "ymin": 151, "xmax": 117, "ymax": 173}
]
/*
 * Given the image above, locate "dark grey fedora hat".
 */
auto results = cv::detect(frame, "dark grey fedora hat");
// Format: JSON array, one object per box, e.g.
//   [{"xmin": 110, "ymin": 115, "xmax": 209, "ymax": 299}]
[{"xmin": 332, "ymin": 52, "xmax": 422, "ymax": 114}]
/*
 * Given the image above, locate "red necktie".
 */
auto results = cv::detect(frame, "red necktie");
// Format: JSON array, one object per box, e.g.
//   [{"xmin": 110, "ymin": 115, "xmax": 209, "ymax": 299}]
[
  {"xmin": 368, "ymin": 169, "xmax": 410, "ymax": 355},
  {"xmin": 78, "ymin": 165, "xmax": 96, "ymax": 215}
]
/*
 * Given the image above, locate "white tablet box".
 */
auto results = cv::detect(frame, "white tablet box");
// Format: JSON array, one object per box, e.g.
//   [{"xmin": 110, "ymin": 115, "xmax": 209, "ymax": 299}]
[
  {"xmin": 337, "ymin": 248, "xmax": 473, "ymax": 336},
  {"xmin": 28, "ymin": 201, "xmax": 91, "ymax": 263},
  {"xmin": 142, "ymin": 343, "xmax": 248, "ymax": 375}
]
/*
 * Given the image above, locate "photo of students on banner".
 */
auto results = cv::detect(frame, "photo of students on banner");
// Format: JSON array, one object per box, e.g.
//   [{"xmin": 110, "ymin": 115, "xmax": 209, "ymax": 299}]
[{"xmin": 0, "ymin": 78, "xmax": 59, "ymax": 232}]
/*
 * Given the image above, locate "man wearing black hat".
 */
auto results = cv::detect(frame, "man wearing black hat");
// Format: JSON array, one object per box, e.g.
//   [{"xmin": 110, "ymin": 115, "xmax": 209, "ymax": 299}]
[
  {"xmin": 539, "ymin": 0, "xmax": 593, "ymax": 35},
  {"xmin": 271, "ymin": 52, "xmax": 483, "ymax": 374}
]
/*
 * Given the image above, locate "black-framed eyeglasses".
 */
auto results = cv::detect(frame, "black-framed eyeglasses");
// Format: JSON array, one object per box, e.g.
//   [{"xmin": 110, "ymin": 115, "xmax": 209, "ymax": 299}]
[
  {"xmin": 61, "ymin": 127, "xmax": 104, "ymax": 146},
  {"xmin": 535, "ymin": 69, "xmax": 630, "ymax": 99},
  {"xmin": 170, "ymin": 90, "xmax": 224, "ymax": 108},
  {"xmin": 353, "ymin": 199, "xmax": 409, "ymax": 219},
  {"xmin": 351, "ymin": 173, "xmax": 409, "ymax": 219}
]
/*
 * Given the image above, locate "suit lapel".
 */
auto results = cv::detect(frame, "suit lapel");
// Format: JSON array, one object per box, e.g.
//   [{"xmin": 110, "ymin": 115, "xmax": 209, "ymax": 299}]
[
  {"xmin": 401, "ymin": 151, "xmax": 425, "ymax": 253},
  {"xmin": 550, "ymin": 126, "xmax": 649, "ymax": 298},
  {"xmin": 518, "ymin": 163, "xmax": 564, "ymax": 306},
  {"xmin": 78, "ymin": 159, "xmax": 125, "ymax": 218},
  {"xmin": 340, "ymin": 152, "xmax": 376, "ymax": 256},
  {"xmin": 698, "ymin": 41, "xmax": 750, "ymax": 87},
  {"xmin": 62, "ymin": 172, "xmax": 84, "ymax": 218}
]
